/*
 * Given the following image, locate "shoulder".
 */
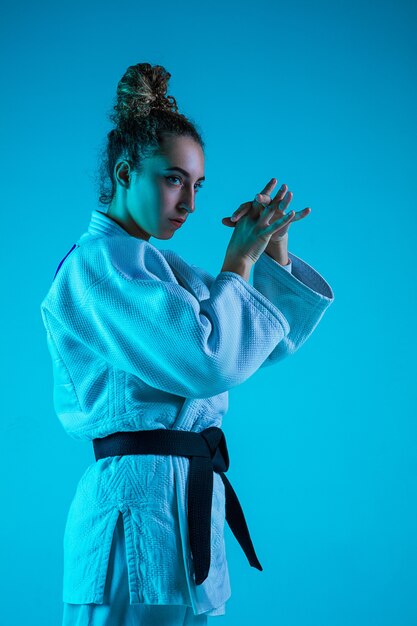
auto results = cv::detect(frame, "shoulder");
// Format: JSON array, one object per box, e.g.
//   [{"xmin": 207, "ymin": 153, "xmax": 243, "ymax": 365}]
[{"xmin": 60, "ymin": 236, "xmax": 178, "ymax": 290}]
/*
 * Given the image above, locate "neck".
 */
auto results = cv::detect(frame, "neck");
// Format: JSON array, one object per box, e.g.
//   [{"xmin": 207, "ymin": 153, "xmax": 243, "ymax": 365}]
[{"xmin": 104, "ymin": 204, "xmax": 151, "ymax": 241}]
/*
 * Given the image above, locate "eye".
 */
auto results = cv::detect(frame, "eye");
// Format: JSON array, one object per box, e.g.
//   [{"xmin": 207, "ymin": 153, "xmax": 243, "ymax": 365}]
[
  {"xmin": 166, "ymin": 175, "xmax": 181, "ymax": 186},
  {"xmin": 166, "ymin": 176, "xmax": 204, "ymax": 191}
]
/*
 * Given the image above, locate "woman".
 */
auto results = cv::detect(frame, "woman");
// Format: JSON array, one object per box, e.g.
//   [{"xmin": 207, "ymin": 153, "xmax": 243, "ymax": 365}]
[{"xmin": 40, "ymin": 62, "xmax": 334, "ymax": 625}]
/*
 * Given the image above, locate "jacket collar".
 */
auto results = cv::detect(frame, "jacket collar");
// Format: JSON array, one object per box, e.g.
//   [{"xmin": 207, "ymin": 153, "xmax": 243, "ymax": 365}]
[{"xmin": 87, "ymin": 209, "xmax": 132, "ymax": 239}]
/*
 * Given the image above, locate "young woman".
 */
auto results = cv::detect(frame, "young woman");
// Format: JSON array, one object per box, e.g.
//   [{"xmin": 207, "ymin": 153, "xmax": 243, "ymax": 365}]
[{"xmin": 40, "ymin": 62, "xmax": 334, "ymax": 625}]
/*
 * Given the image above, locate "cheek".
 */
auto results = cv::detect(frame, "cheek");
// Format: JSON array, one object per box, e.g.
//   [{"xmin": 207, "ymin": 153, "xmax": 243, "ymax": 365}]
[
  {"xmin": 144, "ymin": 185, "xmax": 167, "ymax": 218},
  {"xmin": 159, "ymin": 185, "xmax": 177, "ymax": 210}
]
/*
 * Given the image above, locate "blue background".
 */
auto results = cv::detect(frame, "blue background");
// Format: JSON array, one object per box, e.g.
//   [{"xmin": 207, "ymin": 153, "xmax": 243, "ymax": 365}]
[{"xmin": 1, "ymin": 0, "xmax": 416, "ymax": 624}]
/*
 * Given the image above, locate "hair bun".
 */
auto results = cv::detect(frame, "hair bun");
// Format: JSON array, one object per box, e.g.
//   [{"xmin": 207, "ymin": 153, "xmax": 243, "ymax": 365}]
[
  {"xmin": 97, "ymin": 62, "xmax": 204, "ymax": 207},
  {"xmin": 110, "ymin": 62, "xmax": 179, "ymax": 128}
]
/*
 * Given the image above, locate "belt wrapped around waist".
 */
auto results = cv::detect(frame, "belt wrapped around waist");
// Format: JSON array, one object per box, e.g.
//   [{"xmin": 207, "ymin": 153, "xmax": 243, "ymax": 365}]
[{"xmin": 92, "ymin": 426, "xmax": 263, "ymax": 585}]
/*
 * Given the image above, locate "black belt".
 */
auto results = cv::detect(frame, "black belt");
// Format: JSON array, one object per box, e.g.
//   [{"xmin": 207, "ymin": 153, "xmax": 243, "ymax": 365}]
[{"xmin": 92, "ymin": 427, "xmax": 263, "ymax": 585}]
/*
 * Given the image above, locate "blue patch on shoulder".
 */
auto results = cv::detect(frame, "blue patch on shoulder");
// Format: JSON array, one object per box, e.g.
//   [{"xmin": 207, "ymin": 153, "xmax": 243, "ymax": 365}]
[{"xmin": 53, "ymin": 243, "xmax": 79, "ymax": 280}]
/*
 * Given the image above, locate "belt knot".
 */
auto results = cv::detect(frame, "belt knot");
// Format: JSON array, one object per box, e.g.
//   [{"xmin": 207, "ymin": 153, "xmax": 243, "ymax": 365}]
[
  {"xmin": 92, "ymin": 426, "xmax": 262, "ymax": 585},
  {"xmin": 199, "ymin": 426, "xmax": 229, "ymax": 473}
]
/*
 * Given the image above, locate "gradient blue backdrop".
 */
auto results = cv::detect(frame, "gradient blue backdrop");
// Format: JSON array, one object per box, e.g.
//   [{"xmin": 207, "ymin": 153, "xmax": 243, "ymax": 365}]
[{"xmin": 1, "ymin": 0, "xmax": 416, "ymax": 624}]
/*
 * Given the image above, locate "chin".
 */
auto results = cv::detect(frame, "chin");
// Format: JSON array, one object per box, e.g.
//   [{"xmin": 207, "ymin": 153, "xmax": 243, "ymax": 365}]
[{"xmin": 152, "ymin": 231, "xmax": 176, "ymax": 241}]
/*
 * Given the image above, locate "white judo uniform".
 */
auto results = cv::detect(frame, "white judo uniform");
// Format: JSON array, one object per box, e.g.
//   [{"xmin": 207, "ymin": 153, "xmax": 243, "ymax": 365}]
[{"xmin": 40, "ymin": 209, "xmax": 334, "ymax": 617}]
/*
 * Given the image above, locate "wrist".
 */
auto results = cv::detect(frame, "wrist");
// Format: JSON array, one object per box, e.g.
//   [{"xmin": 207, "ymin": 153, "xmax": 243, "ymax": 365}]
[
  {"xmin": 265, "ymin": 235, "xmax": 289, "ymax": 266},
  {"xmin": 221, "ymin": 257, "xmax": 253, "ymax": 281}
]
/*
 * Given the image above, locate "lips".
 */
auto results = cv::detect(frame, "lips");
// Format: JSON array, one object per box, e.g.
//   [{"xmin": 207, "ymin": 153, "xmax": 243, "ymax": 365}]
[
  {"xmin": 168, "ymin": 218, "xmax": 185, "ymax": 229},
  {"xmin": 170, "ymin": 217, "xmax": 185, "ymax": 223}
]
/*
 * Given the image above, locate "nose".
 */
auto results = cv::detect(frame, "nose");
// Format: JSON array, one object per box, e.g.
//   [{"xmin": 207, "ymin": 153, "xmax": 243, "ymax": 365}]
[
  {"xmin": 179, "ymin": 203, "xmax": 195, "ymax": 215},
  {"xmin": 179, "ymin": 189, "xmax": 197, "ymax": 214}
]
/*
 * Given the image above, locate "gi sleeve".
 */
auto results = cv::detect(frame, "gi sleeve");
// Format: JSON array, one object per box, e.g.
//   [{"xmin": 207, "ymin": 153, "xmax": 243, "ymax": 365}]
[
  {"xmin": 252, "ymin": 250, "xmax": 334, "ymax": 368},
  {"xmin": 41, "ymin": 237, "xmax": 293, "ymax": 399}
]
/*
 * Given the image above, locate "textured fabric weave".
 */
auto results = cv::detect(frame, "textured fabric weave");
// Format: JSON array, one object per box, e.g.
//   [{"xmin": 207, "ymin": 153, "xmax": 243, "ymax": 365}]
[
  {"xmin": 40, "ymin": 209, "xmax": 334, "ymax": 616},
  {"xmin": 62, "ymin": 512, "xmax": 209, "ymax": 624}
]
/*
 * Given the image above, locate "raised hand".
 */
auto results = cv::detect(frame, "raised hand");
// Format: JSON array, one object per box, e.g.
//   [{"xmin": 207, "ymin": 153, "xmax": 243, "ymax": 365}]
[{"xmin": 222, "ymin": 178, "xmax": 311, "ymax": 242}]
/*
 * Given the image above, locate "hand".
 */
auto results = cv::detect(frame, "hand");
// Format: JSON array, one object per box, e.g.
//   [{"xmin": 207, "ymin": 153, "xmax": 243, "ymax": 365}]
[
  {"xmin": 222, "ymin": 189, "xmax": 296, "ymax": 266},
  {"xmin": 222, "ymin": 178, "xmax": 311, "ymax": 242}
]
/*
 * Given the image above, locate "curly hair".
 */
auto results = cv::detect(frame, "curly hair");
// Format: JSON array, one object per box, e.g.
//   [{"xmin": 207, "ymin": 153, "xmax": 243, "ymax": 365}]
[{"xmin": 95, "ymin": 62, "xmax": 205, "ymax": 206}]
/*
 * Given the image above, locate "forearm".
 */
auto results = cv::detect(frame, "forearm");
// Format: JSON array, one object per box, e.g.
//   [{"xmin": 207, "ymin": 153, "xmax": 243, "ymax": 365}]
[
  {"xmin": 264, "ymin": 234, "xmax": 290, "ymax": 266},
  {"xmin": 220, "ymin": 258, "xmax": 252, "ymax": 281}
]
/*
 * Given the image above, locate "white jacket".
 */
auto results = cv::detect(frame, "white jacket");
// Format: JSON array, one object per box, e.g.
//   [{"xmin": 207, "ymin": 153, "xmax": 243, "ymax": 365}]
[{"xmin": 40, "ymin": 209, "xmax": 334, "ymax": 616}]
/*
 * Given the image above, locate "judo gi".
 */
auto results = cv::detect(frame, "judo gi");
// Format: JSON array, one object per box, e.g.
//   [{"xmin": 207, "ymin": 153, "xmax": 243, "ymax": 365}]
[{"xmin": 40, "ymin": 209, "xmax": 334, "ymax": 618}]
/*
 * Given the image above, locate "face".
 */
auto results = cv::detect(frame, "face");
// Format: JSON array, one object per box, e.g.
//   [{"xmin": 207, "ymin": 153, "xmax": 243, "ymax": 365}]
[{"xmin": 106, "ymin": 134, "xmax": 205, "ymax": 241}]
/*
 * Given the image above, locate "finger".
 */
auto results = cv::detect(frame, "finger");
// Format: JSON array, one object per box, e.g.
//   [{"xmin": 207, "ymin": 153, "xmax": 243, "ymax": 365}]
[
  {"xmin": 267, "ymin": 183, "xmax": 288, "ymax": 210},
  {"xmin": 272, "ymin": 183, "xmax": 288, "ymax": 203},
  {"xmin": 252, "ymin": 191, "xmax": 277, "ymax": 221},
  {"xmin": 238, "ymin": 180, "xmax": 280, "ymax": 219},
  {"xmin": 291, "ymin": 207, "xmax": 311, "ymax": 221},
  {"xmin": 279, "ymin": 191, "xmax": 293, "ymax": 212},
  {"xmin": 232, "ymin": 195, "xmax": 269, "ymax": 222},
  {"xmin": 222, "ymin": 216, "xmax": 237, "ymax": 227},
  {"xmin": 231, "ymin": 201, "xmax": 252, "ymax": 222},
  {"xmin": 257, "ymin": 200, "xmax": 280, "ymax": 226},
  {"xmin": 252, "ymin": 193, "xmax": 270, "ymax": 211},
  {"xmin": 254, "ymin": 177, "xmax": 281, "ymax": 211},
  {"xmin": 259, "ymin": 178, "xmax": 278, "ymax": 197},
  {"xmin": 264, "ymin": 211, "xmax": 295, "ymax": 236},
  {"xmin": 230, "ymin": 209, "xmax": 247, "ymax": 222}
]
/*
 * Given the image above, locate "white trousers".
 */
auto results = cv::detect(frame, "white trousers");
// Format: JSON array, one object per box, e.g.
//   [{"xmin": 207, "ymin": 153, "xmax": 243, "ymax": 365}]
[{"xmin": 62, "ymin": 513, "xmax": 209, "ymax": 625}]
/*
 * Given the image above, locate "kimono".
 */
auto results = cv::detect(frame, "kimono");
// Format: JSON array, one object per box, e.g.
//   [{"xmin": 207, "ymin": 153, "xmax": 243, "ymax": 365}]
[{"xmin": 39, "ymin": 209, "xmax": 334, "ymax": 617}]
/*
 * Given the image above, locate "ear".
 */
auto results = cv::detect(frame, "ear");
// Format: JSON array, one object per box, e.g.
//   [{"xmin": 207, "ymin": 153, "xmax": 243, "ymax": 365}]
[{"xmin": 114, "ymin": 160, "xmax": 131, "ymax": 187}]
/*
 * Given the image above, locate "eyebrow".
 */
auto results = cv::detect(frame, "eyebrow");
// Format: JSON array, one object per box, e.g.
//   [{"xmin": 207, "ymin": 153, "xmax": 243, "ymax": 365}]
[{"xmin": 164, "ymin": 166, "xmax": 205, "ymax": 181}]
